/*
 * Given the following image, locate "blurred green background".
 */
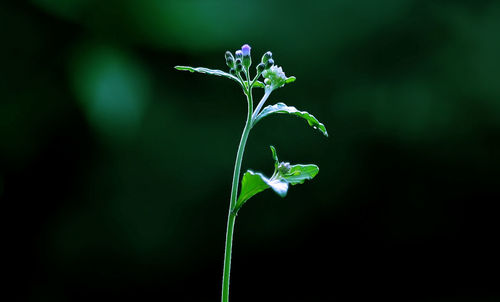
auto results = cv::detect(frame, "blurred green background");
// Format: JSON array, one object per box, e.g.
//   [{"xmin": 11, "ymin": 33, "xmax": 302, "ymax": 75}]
[{"xmin": 2, "ymin": 0, "xmax": 500, "ymax": 301}]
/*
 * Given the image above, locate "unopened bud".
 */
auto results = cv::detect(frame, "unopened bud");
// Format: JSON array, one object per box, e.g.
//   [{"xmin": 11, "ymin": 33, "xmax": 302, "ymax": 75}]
[
  {"xmin": 243, "ymin": 57, "xmax": 251, "ymax": 69},
  {"xmin": 229, "ymin": 68, "xmax": 237, "ymax": 76},
  {"xmin": 235, "ymin": 50, "xmax": 243, "ymax": 59},
  {"xmin": 241, "ymin": 44, "xmax": 251, "ymax": 68},
  {"xmin": 278, "ymin": 162, "xmax": 291, "ymax": 174},
  {"xmin": 265, "ymin": 58, "xmax": 274, "ymax": 70},
  {"xmin": 225, "ymin": 51, "xmax": 235, "ymax": 68},
  {"xmin": 256, "ymin": 62, "xmax": 265, "ymax": 73},
  {"xmin": 241, "ymin": 44, "xmax": 251, "ymax": 57},
  {"xmin": 235, "ymin": 61, "xmax": 243, "ymax": 73},
  {"xmin": 261, "ymin": 51, "xmax": 272, "ymax": 64}
]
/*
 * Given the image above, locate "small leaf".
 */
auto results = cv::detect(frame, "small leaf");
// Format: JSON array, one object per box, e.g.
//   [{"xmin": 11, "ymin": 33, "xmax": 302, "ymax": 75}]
[
  {"xmin": 235, "ymin": 171, "xmax": 290, "ymax": 212},
  {"xmin": 285, "ymin": 76, "xmax": 296, "ymax": 84},
  {"xmin": 253, "ymin": 81, "xmax": 266, "ymax": 88},
  {"xmin": 234, "ymin": 147, "xmax": 320, "ymax": 212},
  {"xmin": 236, "ymin": 171, "xmax": 270, "ymax": 207},
  {"xmin": 281, "ymin": 164, "xmax": 319, "ymax": 185},
  {"xmin": 254, "ymin": 102, "xmax": 328, "ymax": 137},
  {"xmin": 175, "ymin": 66, "xmax": 240, "ymax": 84},
  {"xmin": 270, "ymin": 145, "xmax": 279, "ymax": 170},
  {"xmin": 242, "ymin": 80, "xmax": 265, "ymax": 90}
]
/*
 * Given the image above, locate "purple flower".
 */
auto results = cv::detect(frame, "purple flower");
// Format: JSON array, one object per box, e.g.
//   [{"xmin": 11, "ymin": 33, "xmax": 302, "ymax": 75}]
[{"xmin": 241, "ymin": 44, "xmax": 251, "ymax": 57}]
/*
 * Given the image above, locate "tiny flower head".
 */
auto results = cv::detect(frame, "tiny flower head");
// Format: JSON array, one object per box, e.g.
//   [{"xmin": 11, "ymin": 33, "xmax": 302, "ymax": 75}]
[
  {"xmin": 278, "ymin": 162, "xmax": 291, "ymax": 174},
  {"xmin": 241, "ymin": 44, "xmax": 251, "ymax": 57},
  {"xmin": 263, "ymin": 65, "xmax": 287, "ymax": 90},
  {"xmin": 241, "ymin": 44, "xmax": 252, "ymax": 68},
  {"xmin": 235, "ymin": 50, "xmax": 243, "ymax": 59}
]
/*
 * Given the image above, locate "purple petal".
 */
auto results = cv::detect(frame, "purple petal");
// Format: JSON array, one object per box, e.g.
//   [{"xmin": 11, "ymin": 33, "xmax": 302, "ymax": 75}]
[{"xmin": 241, "ymin": 44, "xmax": 251, "ymax": 56}]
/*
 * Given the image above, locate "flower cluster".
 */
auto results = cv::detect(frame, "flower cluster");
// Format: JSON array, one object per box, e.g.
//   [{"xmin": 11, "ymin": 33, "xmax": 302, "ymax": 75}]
[
  {"xmin": 263, "ymin": 65, "xmax": 288, "ymax": 90},
  {"xmin": 225, "ymin": 44, "xmax": 277, "ymax": 80}
]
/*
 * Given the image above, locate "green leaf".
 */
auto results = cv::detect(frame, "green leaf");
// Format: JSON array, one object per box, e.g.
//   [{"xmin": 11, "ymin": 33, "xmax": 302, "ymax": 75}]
[
  {"xmin": 236, "ymin": 171, "xmax": 272, "ymax": 207},
  {"xmin": 174, "ymin": 66, "xmax": 240, "ymax": 83},
  {"xmin": 266, "ymin": 178, "xmax": 289, "ymax": 197},
  {"xmin": 234, "ymin": 147, "xmax": 319, "ymax": 212},
  {"xmin": 270, "ymin": 145, "xmax": 279, "ymax": 170},
  {"xmin": 253, "ymin": 81, "xmax": 265, "ymax": 88},
  {"xmin": 236, "ymin": 170, "xmax": 289, "ymax": 208},
  {"xmin": 243, "ymin": 81, "xmax": 265, "ymax": 90},
  {"xmin": 253, "ymin": 102, "xmax": 328, "ymax": 137},
  {"xmin": 281, "ymin": 164, "xmax": 319, "ymax": 185},
  {"xmin": 285, "ymin": 76, "xmax": 296, "ymax": 84}
]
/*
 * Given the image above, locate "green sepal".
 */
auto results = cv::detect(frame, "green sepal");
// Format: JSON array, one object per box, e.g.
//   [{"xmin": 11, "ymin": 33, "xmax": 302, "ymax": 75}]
[{"xmin": 253, "ymin": 102, "xmax": 328, "ymax": 137}]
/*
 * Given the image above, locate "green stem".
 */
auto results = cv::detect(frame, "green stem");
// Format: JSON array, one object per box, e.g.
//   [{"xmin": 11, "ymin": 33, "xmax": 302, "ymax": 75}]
[
  {"xmin": 222, "ymin": 87, "xmax": 253, "ymax": 302},
  {"xmin": 221, "ymin": 212, "xmax": 236, "ymax": 302},
  {"xmin": 251, "ymin": 89, "xmax": 271, "ymax": 121}
]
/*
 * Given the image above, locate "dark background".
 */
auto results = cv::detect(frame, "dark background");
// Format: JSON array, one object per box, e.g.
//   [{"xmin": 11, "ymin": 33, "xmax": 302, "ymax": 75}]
[{"xmin": 2, "ymin": 1, "xmax": 500, "ymax": 301}]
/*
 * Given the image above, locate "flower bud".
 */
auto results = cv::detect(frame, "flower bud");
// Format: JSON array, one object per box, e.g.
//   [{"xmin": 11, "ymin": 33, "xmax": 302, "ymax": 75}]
[
  {"xmin": 256, "ymin": 62, "xmax": 265, "ymax": 73},
  {"xmin": 265, "ymin": 58, "xmax": 274, "ymax": 70},
  {"xmin": 229, "ymin": 68, "xmax": 237, "ymax": 76},
  {"xmin": 261, "ymin": 51, "xmax": 272, "ymax": 64},
  {"xmin": 241, "ymin": 44, "xmax": 251, "ymax": 56},
  {"xmin": 235, "ymin": 60, "xmax": 243, "ymax": 73},
  {"xmin": 264, "ymin": 78, "xmax": 271, "ymax": 85},
  {"xmin": 243, "ymin": 56, "xmax": 251, "ymax": 69},
  {"xmin": 278, "ymin": 162, "xmax": 291, "ymax": 174},
  {"xmin": 225, "ymin": 51, "xmax": 235, "ymax": 68},
  {"xmin": 241, "ymin": 44, "xmax": 251, "ymax": 68},
  {"xmin": 235, "ymin": 50, "xmax": 243, "ymax": 59}
]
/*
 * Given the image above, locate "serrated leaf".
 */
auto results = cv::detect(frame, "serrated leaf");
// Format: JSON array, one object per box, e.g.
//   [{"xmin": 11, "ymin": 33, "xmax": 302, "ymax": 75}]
[
  {"xmin": 253, "ymin": 102, "xmax": 328, "ymax": 137},
  {"xmin": 174, "ymin": 66, "xmax": 240, "ymax": 84},
  {"xmin": 281, "ymin": 164, "xmax": 319, "ymax": 185},
  {"xmin": 234, "ymin": 147, "xmax": 319, "ymax": 212}
]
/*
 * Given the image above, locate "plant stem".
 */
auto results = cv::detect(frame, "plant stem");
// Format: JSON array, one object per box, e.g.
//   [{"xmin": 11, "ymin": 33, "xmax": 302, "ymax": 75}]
[
  {"xmin": 251, "ymin": 89, "xmax": 271, "ymax": 121},
  {"xmin": 221, "ymin": 211, "xmax": 236, "ymax": 302},
  {"xmin": 222, "ymin": 88, "xmax": 253, "ymax": 302}
]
